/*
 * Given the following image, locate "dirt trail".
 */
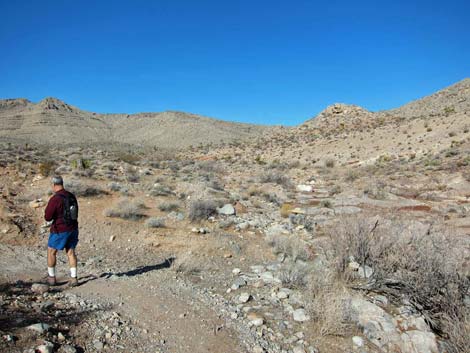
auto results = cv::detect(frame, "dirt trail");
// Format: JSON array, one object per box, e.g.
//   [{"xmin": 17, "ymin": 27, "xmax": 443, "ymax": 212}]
[{"xmin": 1, "ymin": 238, "xmax": 245, "ymax": 353}]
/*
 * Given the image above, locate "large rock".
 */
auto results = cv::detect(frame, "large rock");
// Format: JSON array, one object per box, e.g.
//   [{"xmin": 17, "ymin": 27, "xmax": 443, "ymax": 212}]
[
  {"xmin": 36, "ymin": 342, "xmax": 54, "ymax": 353},
  {"xmin": 292, "ymin": 308, "xmax": 310, "ymax": 322},
  {"xmin": 27, "ymin": 323, "xmax": 51, "ymax": 334},
  {"xmin": 400, "ymin": 331, "xmax": 439, "ymax": 353},
  {"xmin": 238, "ymin": 292, "xmax": 251, "ymax": 303},
  {"xmin": 350, "ymin": 297, "xmax": 438, "ymax": 352},
  {"xmin": 247, "ymin": 312, "xmax": 264, "ymax": 326},
  {"xmin": 31, "ymin": 283, "xmax": 49, "ymax": 294},
  {"xmin": 217, "ymin": 204, "xmax": 236, "ymax": 215},
  {"xmin": 297, "ymin": 185, "xmax": 313, "ymax": 192},
  {"xmin": 29, "ymin": 199, "xmax": 45, "ymax": 208},
  {"xmin": 351, "ymin": 297, "xmax": 401, "ymax": 348}
]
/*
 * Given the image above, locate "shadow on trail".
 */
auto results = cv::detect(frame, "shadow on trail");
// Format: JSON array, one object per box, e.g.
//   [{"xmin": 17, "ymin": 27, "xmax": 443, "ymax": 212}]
[{"xmin": 99, "ymin": 257, "xmax": 175, "ymax": 279}]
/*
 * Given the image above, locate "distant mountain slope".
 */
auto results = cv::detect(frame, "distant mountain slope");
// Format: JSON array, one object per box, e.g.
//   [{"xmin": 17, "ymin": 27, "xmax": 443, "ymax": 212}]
[
  {"xmin": 299, "ymin": 78, "xmax": 470, "ymax": 133},
  {"xmin": 0, "ymin": 98, "xmax": 271, "ymax": 149},
  {"xmin": 1, "ymin": 78, "xmax": 468, "ymax": 149},
  {"xmin": 387, "ymin": 78, "xmax": 470, "ymax": 118}
]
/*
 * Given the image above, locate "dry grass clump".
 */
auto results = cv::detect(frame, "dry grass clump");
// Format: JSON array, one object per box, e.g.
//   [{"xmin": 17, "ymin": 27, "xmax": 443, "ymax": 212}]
[
  {"xmin": 279, "ymin": 261, "xmax": 310, "ymax": 288},
  {"xmin": 289, "ymin": 214, "xmax": 315, "ymax": 232},
  {"xmin": 307, "ymin": 266, "xmax": 353, "ymax": 336},
  {"xmin": 145, "ymin": 217, "xmax": 165, "ymax": 228},
  {"xmin": 327, "ymin": 216, "xmax": 470, "ymax": 349},
  {"xmin": 149, "ymin": 184, "xmax": 174, "ymax": 197},
  {"xmin": 324, "ymin": 158, "xmax": 335, "ymax": 168},
  {"xmin": 197, "ymin": 160, "xmax": 224, "ymax": 173},
  {"xmin": 65, "ymin": 180, "xmax": 106, "ymax": 197},
  {"xmin": 344, "ymin": 169, "xmax": 359, "ymax": 182},
  {"xmin": 188, "ymin": 200, "xmax": 218, "ymax": 222},
  {"xmin": 267, "ymin": 234, "xmax": 310, "ymax": 262},
  {"xmin": 172, "ymin": 251, "xmax": 209, "ymax": 275},
  {"xmin": 104, "ymin": 198, "xmax": 146, "ymax": 220},
  {"xmin": 158, "ymin": 202, "xmax": 180, "ymax": 212},
  {"xmin": 259, "ymin": 172, "xmax": 292, "ymax": 188},
  {"xmin": 38, "ymin": 160, "xmax": 55, "ymax": 176}
]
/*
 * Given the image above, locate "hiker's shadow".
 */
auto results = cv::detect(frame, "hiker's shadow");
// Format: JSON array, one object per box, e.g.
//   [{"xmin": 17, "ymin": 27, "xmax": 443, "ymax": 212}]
[
  {"xmin": 82, "ymin": 257, "xmax": 175, "ymax": 285},
  {"xmin": 113, "ymin": 257, "xmax": 175, "ymax": 277}
]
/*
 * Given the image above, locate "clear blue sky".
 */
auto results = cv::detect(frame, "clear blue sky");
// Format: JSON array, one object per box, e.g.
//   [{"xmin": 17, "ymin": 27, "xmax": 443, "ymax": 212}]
[{"xmin": 0, "ymin": 0, "xmax": 469, "ymax": 125}]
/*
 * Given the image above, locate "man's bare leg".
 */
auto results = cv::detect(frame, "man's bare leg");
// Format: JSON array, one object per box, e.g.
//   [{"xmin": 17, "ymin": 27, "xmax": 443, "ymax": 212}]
[
  {"xmin": 66, "ymin": 248, "xmax": 78, "ymax": 286},
  {"xmin": 47, "ymin": 247, "xmax": 57, "ymax": 284}
]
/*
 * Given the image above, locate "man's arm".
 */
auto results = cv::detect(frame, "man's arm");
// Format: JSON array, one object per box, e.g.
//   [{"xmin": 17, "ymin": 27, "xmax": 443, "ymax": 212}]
[{"xmin": 44, "ymin": 196, "xmax": 57, "ymax": 222}]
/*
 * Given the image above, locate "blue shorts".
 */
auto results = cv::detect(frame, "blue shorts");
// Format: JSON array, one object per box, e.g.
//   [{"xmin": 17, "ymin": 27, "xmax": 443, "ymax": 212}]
[{"xmin": 48, "ymin": 229, "xmax": 79, "ymax": 250}]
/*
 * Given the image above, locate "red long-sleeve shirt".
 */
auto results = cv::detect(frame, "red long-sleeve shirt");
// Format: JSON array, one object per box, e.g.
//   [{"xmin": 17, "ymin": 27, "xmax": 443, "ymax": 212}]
[{"xmin": 44, "ymin": 189, "xmax": 78, "ymax": 233}]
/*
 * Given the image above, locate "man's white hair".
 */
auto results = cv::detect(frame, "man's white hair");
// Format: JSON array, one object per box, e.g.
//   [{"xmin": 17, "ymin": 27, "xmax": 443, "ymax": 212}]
[{"xmin": 51, "ymin": 175, "xmax": 63, "ymax": 185}]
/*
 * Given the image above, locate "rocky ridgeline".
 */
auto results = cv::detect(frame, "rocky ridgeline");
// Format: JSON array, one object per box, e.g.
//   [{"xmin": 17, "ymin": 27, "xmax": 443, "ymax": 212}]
[
  {"xmin": 302, "ymin": 103, "xmax": 379, "ymax": 132},
  {"xmin": 388, "ymin": 78, "xmax": 470, "ymax": 118}
]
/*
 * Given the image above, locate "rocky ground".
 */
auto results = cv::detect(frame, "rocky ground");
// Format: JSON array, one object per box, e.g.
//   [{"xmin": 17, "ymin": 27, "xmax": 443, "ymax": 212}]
[{"xmin": 0, "ymin": 135, "xmax": 469, "ymax": 353}]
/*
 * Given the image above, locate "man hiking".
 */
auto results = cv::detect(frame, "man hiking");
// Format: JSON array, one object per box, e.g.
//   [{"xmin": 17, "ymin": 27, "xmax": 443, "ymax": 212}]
[{"xmin": 44, "ymin": 175, "xmax": 79, "ymax": 286}]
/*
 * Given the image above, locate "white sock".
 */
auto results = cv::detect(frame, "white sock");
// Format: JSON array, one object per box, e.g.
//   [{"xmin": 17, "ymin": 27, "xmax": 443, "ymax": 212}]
[
  {"xmin": 48, "ymin": 267, "xmax": 55, "ymax": 277},
  {"xmin": 70, "ymin": 267, "xmax": 77, "ymax": 278}
]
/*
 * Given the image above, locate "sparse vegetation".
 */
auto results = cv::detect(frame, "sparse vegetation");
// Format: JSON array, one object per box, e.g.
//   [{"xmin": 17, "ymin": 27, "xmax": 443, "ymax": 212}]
[
  {"xmin": 325, "ymin": 158, "xmax": 335, "ymax": 168},
  {"xmin": 267, "ymin": 233, "xmax": 310, "ymax": 262},
  {"xmin": 38, "ymin": 160, "xmax": 55, "ymax": 176},
  {"xmin": 188, "ymin": 200, "xmax": 218, "ymax": 222},
  {"xmin": 279, "ymin": 261, "xmax": 310, "ymax": 288},
  {"xmin": 158, "ymin": 202, "xmax": 180, "ymax": 212},
  {"xmin": 104, "ymin": 199, "xmax": 146, "ymax": 220},
  {"xmin": 259, "ymin": 172, "xmax": 292, "ymax": 187},
  {"xmin": 145, "ymin": 217, "xmax": 165, "ymax": 228},
  {"xmin": 327, "ymin": 217, "xmax": 470, "ymax": 349},
  {"xmin": 65, "ymin": 179, "xmax": 106, "ymax": 197}
]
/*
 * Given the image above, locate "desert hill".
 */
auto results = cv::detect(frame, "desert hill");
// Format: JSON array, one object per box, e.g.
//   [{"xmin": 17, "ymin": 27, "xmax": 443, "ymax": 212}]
[
  {"xmin": 0, "ymin": 97, "xmax": 272, "ymax": 149},
  {"xmin": 1, "ymin": 78, "xmax": 469, "ymax": 151}
]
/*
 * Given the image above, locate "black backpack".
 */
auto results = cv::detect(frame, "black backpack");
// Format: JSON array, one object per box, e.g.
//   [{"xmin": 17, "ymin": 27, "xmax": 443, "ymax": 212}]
[{"xmin": 57, "ymin": 192, "xmax": 79, "ymax": 225}]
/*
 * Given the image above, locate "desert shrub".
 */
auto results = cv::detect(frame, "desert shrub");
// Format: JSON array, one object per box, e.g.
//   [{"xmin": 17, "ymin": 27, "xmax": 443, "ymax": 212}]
[
  {"xmin": 108, "ymin": 182, "xmax": 122, "ymax": 192},
  {"xmin": 364, "ymin": 185, "xmax": 387, "ymax": 200},
  {"xmin": 267, "ymin": 234, "xmax": 310, "ymax": 262},
  {"xmin": 116, "ymin": 152, "xmax": 141, "ymax": 164},
  {"xmin": 71, "ymin": 158, "xmax": 92, "ymax": 169},
  {"xmin": 344, "ymin": 169, "xmax": 359, "ymax": 182},
  {"xmin": 125, "ymin": 169, "xmax": 140, "ymax": 183},
  {"xmin": 307, "ymin": 267, "xmax": 353, "ymax": 336},
  {"xmin": 65, "ymin": 180, "xmax": 106, "ymax": 197},
  {"xmin": 320, "ymin": 200, "xmax": 333, "ymax": 208},
  {"xmin": 197, "ymin": 160, "xmax": 223, "ymax": 173},
  {"xmin": 188, "ymin": 200, "xmax": 218, "ymax": 222},
  {"xmin": 145, "ymin": 217, "xmax": 165, "ymax": 228},
  {"xmin": 259, "ymin": 172, "xmax": 292, "ymax": 188},
  {"xmin": 330, "ymin": 185, "xmax": 342, "ymax": 195},
  {"xmin": 280, "ymin": 203, "xmax": 294, "ymax": 218},
  {"xmin": 444, "ymin": 106, "xmax": 456, "ymax": 115},
  {"xmin": 279, "ymin": 261, "xmax": 310, "ymax": 288},
  {"xmin": 325, "ymin": 158, "xmax": 335, "ymax": 168},
  {"xmin": 149, "ymin": 184, "xmax": 174, "ymax": 197},
  {"xmin": 104, "ymin": 199, "xmax": 146, "ymax": 220},
  {"xmin": 173, "ymin": 251, "xmax": 210, "ymax": 275},
  {"xmin": 207, "ymin": 178, "xmax": 224, "ymax": 191},
  {"xmin": 247, "ymin": 186, "xmax": 262, "ymax": 197},
  {"xmin": 262, "ymin": 192, "xmax": 281, "ymax": 205},
  {"xmin": 327, "ymin": 217, "xmax": 470, "ymax": 348},
  {"xmin": 158, "ymin": 202, "xmax": 180, "ymax": 212},
  {"xmin": 268, "ymin": 160, "xmax": 288, "ymax": 170},
  {"xmin": 39, "ymin": 161, "xmax": 55, "ymax": 176},
  {"xmin": 289, "ymin": 214, "xmax": 315, "ymax": 232}
]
